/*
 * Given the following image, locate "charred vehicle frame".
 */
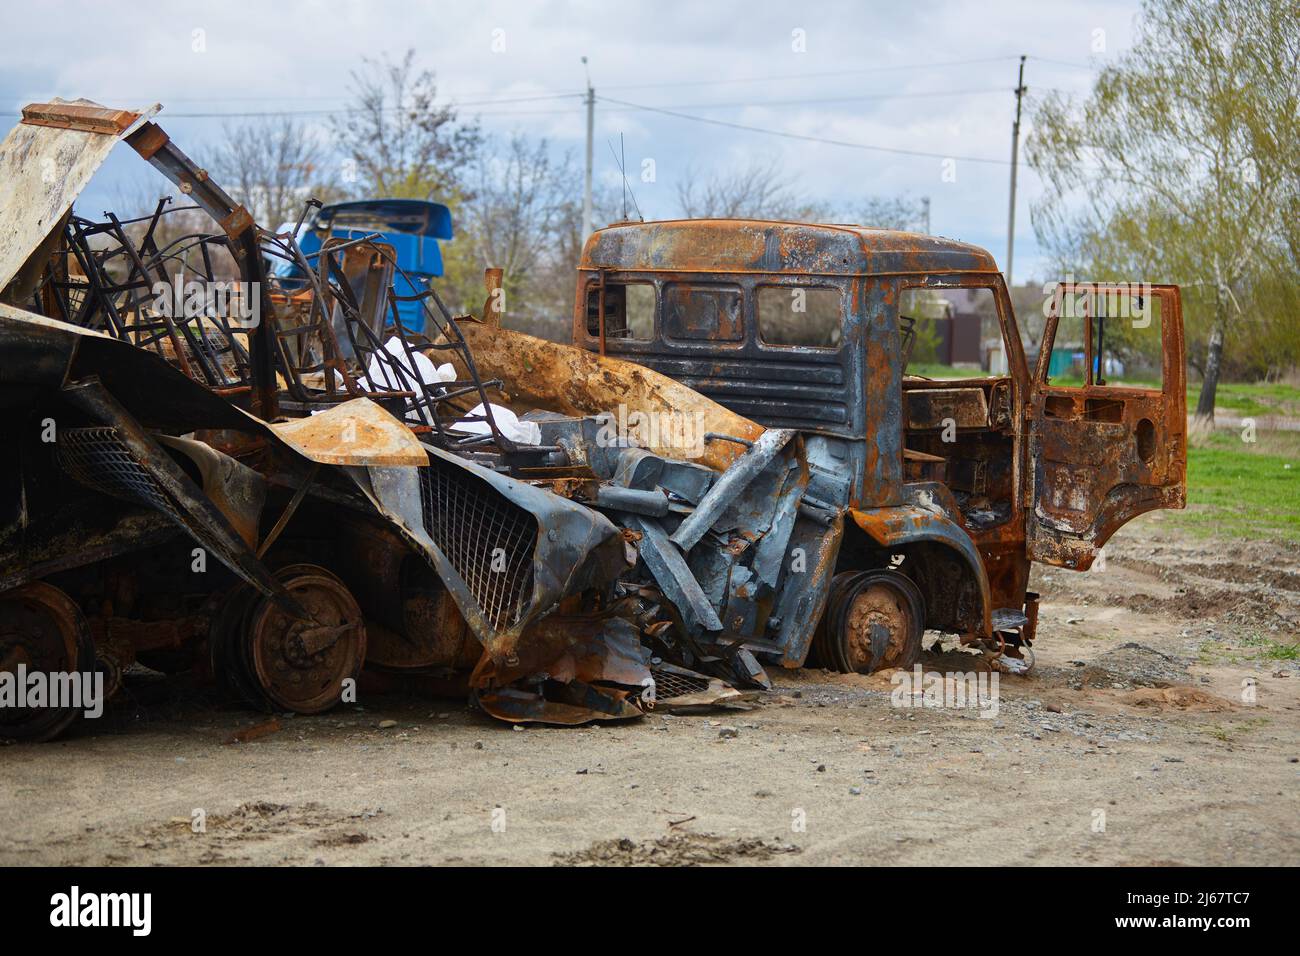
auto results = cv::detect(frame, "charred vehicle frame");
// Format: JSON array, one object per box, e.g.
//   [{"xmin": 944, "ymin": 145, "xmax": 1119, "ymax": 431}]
[{"xmin": 0, "ymin": 101, "xmax": 1186, "ymax": 741}]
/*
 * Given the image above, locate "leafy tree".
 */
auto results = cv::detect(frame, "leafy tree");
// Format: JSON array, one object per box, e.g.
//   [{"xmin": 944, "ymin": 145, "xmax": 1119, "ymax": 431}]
[{"xmin": 1027, "ymin": 0, "xmax": 1300, "ymax": 420}]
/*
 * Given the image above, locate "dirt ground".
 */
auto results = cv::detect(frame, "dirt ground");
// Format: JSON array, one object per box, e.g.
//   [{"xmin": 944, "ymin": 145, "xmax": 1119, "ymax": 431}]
[{"xmin": 2, "ymin": 508, "xmax": 1297, "ymax": 867}]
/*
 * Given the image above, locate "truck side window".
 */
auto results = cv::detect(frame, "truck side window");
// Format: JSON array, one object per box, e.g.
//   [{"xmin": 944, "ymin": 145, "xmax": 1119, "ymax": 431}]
[
  {"xmin": 756, "ymin": 285, "xmax": 842, "ymax": 348},
  {"xmin": 586, "ymin": 282, "xmax": 654, "ymax": 340},
  {"xmin": 904, "ymin": 283, "xmax": 1003, "ymax": 377},
  {"xmin": 899, "ymin": 287, "xmax": 997, "ymax": 378},
  {"xmin": 662, "ymin": 283, "xmax": 743, "ymax": 342},
  {"xmin": 1092, "ymin": 291, "xmax": 1163, "ymax": 387}
]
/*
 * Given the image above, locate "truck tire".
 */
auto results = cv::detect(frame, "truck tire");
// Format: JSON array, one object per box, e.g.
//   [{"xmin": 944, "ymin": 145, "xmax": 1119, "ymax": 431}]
[{"xmin": 814, "ymin": 569, "xmax": 924, "ymax": 674}]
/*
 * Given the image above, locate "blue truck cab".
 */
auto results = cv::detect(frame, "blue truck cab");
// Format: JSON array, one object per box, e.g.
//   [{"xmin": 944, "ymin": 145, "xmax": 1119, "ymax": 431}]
[{"xmin": 276, "ymin": 199, "xmax": 453, "ymax": 331}]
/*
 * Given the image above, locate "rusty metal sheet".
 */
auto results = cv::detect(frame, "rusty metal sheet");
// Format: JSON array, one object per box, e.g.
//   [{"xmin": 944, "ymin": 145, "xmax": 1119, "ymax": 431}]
[
  {"xmin": 0, "ymin": 302, "xmax": 112, "ymax": 339},
  {"xmin": 268, "ymin": 398, "xmax": 430, "ymax": 466},
  {"xmin": 444, "ymin": 320, "xmax": 764, "ymax": 472},
  {"xmin": 0, "ymin": 100, "xmax": 158, "ymax": 291},
  {"xmin": 580, "ymin": 220, "xmax": 1001, "ymax": 278},
  {"xmin": 471, "ymin": 614, "xmax": 652, "ymax": 725},
  {"xmin": 1025, "ymin": 283, "xmax": 1187, "ymax": 570},
  {"xmin": 904, "ymin": 387, "xmax": 989, "ymax": 430}
]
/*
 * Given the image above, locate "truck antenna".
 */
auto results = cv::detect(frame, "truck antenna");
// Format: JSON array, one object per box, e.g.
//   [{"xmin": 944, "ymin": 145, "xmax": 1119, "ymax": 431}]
[{"xmin": 606, "ymin": 135, "xmax": 643, "ymax": 222}]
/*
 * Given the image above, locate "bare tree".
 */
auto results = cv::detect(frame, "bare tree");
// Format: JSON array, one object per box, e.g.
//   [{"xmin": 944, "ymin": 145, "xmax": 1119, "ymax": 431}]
[
  {"xmin": 330, "ymin": 49, "xmax": 481, "ymax": 201},
  {"xmin": 439, "ymin": 134, "xmax": 605, "ymax": 337},
  {"xmin": 852, "ymin": 196, "xmax": 927, "ymax": 231},
  {"xmin": 208, "ymin": 118, "xmax": 334, "ymax": 228},
  {"xmin": 677, "ymin": 157, "xmax": 831, "ymax": 221}
]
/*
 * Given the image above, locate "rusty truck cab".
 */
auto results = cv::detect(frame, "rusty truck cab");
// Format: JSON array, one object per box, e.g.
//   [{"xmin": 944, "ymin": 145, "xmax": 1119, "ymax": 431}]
[{"xmin": 574, "ymin": 220, "xmax": 1186, "ymax": 669}]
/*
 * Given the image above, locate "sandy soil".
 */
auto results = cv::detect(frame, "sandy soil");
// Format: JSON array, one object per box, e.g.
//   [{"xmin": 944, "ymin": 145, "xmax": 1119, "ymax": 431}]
[{"xmin": 2, "ymin": 508, "xmax": 1297, "ymax": 866}]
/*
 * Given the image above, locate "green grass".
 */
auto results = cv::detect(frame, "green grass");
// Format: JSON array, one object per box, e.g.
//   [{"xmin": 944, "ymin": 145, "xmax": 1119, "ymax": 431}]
[
  {"xmin": 904, "ymin": 363, "xmax": 986, "ymax": 379},
  {"xmin": 1188, "ymin": 381, "xmax": 1300, "ymax": 418},
  {"xmin": 1240, "ymin": 634, "xmax": 1300, "ymax": 661},
  {"xmin": 1203, "ymin": 716, "xmax": 1270, "ymax": 743},
  {"xmin": 1202, "ymin": 633, "xmax": 1300, "ymax": 666},
  {"xmin": 1036, "ymin": 377, "xmax": 1300, "ymax": 415},
  {"xmin": 1170, "ymin": 429, "xmax": 1300, "ymax": 544},
  {"xmin": 1042, "ymin": 372, "xmax": 1162, "ymax": 389}
]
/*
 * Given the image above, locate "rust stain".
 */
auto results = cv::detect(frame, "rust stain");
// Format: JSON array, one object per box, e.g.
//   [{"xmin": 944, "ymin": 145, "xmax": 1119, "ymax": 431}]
[{"xmin": 268, "ymin": 398, "xmax": 429, "ymax": 466}]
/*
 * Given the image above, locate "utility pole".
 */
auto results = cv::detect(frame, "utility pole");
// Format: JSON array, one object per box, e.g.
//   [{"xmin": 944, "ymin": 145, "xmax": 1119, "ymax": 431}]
[
  {"xmin": 582, "ymin": 56, "xmax": 594, "ymax": 242},
  {"xmin": 1005, "ymin": 54, "xmax": 1027, "ymax": 288},
  {"xmin": 921, "ymin": 196, "xmax": 931, "ymax": 235}
]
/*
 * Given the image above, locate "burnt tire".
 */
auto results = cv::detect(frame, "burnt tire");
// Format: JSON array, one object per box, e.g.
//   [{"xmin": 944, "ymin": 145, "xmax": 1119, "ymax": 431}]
[
  {"xmin": 245, "ymin": 564, "xmax": 366, "ymax": 715},
  {"xmin": 0, "ymin": 582, "xmax": 97, "ymax": 742},
  {"xmin": 209, "ymin": 583, "xmax": 268, "ymax": 708},
  {"xmin": 813, "ymin": 569, "xmax": 924, "ymax": 674}
]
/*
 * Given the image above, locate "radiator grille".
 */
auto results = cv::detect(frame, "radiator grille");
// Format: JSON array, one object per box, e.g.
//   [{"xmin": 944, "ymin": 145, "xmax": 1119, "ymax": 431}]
[
  {"xmin": 58, "ymin": 427, "xmax": 184, "ymax": 524},
  {"xmin": 418, "ymin": 462, "xmax": 538, "ymax": 631},
  {"xmin": 650, "ymin": 666, "xmax": 711, "ymax": 701}
]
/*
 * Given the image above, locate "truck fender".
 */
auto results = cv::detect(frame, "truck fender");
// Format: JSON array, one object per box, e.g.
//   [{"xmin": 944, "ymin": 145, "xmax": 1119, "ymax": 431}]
[{"xmin": 846, "ymin": 505, "xmax": 992, "ymax": 637}]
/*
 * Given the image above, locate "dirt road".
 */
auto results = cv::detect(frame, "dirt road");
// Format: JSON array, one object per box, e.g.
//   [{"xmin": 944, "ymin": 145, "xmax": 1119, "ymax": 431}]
[{"xmin": 2, "ymin": 510, "xmax": 1297, "ymax": 866}]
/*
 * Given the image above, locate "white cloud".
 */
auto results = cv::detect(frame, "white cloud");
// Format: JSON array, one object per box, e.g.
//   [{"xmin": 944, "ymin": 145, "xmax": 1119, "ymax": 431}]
[{"xmin": 1, "ymin": 0, "xmax": 1144, "ymax": 279}]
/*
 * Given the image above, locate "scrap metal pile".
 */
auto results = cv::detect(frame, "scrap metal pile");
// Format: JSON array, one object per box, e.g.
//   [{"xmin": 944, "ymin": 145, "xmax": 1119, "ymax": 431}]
[{"xmin": 0, "ymin": 101, "xmax": 842, "ymax": 738}]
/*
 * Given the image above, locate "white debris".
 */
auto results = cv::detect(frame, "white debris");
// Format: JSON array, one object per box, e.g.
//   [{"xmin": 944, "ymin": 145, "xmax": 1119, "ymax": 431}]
[
  {"xmin": 359, "ymin": 337, "xmax": 454, "ymax": 393},
  {"xmin": 456, "ymin": 403, "xmax": 542, "ymax": 446},
  {"xmin": 353, "ymin": 336, "xmax": 456, "ymax": 424}
]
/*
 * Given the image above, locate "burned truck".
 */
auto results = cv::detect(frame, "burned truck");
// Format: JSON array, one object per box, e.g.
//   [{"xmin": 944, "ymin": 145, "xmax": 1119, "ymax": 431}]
[
  {"xmin": 554, "ymin": 220, "xmax": 1188, "ymax": 674},
  {"xmin": 0, "ymin": 100, "xmax": 1186, "ymax": 741}
]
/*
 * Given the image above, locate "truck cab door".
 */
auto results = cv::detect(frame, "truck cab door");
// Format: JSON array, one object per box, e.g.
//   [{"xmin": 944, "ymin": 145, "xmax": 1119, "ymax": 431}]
[{"xmin": 1025, "ymin": 282, "xmax": 1186, "ymax": 569}]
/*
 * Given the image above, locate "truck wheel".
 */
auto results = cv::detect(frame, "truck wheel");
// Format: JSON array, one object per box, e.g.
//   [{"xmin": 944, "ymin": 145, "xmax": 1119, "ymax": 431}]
[
  {"xmin": 0, "ymin": 582, "xmax": 96, "ymax": 741},
  {"xmin": 246, "ymin": 564, "xmax": 366, "ymax": 715},
  {"xmin": 209, "ymin": 583, "xmax": 266, "ymax": 707},
  {"xmin": 816, "ymin": 570, "xmax": 924, "ymax": 674}
]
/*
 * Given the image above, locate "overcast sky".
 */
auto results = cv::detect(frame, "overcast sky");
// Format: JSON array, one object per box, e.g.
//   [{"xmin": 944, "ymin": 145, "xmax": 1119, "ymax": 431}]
[{"xmin": 1, "ymin": 0, "xmax": 1146, "ymax": 282}]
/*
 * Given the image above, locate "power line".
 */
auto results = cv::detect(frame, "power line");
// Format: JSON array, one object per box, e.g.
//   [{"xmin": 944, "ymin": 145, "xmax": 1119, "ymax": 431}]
[
  {"xmin": 606, "ymin": 87, "xmax": 1012, "ymax": 111},
  {"xmin": 596, "ymin": 94, "xmax": 1016, "ymax": 165},
  {"xmin": 0, "ymin": 54, "xmax": 1102, "ymax": 122},
  {"xmin": 598, "ymin": 55, "xmax": 1023, "ymax": 91},
  {"xmin": 1026, "ymin": 55, "xmax": 1099, "ymax": 70},
  {"xmin": 0, "ymin": 91, "xmax": 586, "ymax": 120},
  {"xmin": 0, "ymin": 52, "xmax": 1101, "ymax": 111},
  {"xmin": 1, "ymin": 86, "xmax": 1049, "ymax": 123}
]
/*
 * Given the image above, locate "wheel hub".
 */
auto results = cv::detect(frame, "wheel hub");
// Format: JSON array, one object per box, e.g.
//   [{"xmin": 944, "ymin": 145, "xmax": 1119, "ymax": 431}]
[{"xmin": 844, "ymin": 582, "xmax": 914, "ymax": 672}]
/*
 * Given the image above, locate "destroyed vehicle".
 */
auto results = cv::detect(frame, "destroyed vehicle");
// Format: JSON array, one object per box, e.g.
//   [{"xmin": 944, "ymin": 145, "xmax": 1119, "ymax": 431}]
[
  {"xmin": 0, "ymin": 101, "xmax": 1186, "ymax": 741},
  {"xmin": 0, "ymin": 101, "xmax": 801, "ymax": 736},
  {"xmin": 271, "ymin": 198, "xmax": 453, "ymax": 332},
  {"xmin": 556, "ymin": 219, "xmax": 1189, "ymax": 673}
]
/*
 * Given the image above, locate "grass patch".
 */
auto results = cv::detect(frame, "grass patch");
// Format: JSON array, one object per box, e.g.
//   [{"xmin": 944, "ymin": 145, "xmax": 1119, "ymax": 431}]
[
  {"xmin": 1240, "ymin": 634, "xmax": 1300, "ymax": 661},
  {"xmin": 1170, "ymin": 428, "xmax": 1300, "ymax": 544},
  {"xmin": 905, "ymin": 363, "xmax": 986, "ymax": 379},
  {"xmin": 1203, "ymin": 716, "xmax": 1270, "ymax": 743},
  {"xmin": 1188, "ymin": 381, "xmax": 1300, "ymax": 418}
]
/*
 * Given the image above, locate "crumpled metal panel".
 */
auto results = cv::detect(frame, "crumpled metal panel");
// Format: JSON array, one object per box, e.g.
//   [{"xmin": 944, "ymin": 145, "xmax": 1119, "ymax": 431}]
[
  {"xmin": 269, "ymin": 398, "xmax": 430, "ymax": 466},
  {"xmin": 0, "ymin": 100, "xmax": 156, "ymax": 291},
  {"xmin": 358, "ymin": 446, "xmax": 629, "ymax": 664},
  {"xmin": 472, "ymin": 614, "xmax": 650, "ymax": 724}
]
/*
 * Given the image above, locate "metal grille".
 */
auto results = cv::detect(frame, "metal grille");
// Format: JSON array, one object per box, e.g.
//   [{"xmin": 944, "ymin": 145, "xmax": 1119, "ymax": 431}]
[
  {"xmin": 418, "ymin": 462, "xmax": 538, "ymax": 630},
  {"xmin": 651, "ymin": 667, "xmax": 711, "ymax": 701},
  {"xmin": 57, "ymin": 427, "xmax": 183, "ymax": 524}
]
